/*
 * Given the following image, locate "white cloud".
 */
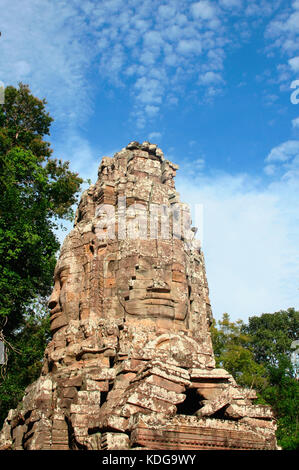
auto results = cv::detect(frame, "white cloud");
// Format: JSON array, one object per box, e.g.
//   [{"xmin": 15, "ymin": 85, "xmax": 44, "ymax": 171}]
[
  {"xmin": 140, "ymin": 51, "xmax": 156, "ymax": 66},
  {"xmin": 266, "ymin": 140, "xmax": 299, "ymax": 162},
  {"xmin": 245, "ymin": 1, "xmax": 283, "ymax": 19},
  {"xmin": 266, "ymin": 3, "xmax": 299, "ymax": 56},
  {"xmin": 265, "ymin": 140, "xmax": 299, "ymax": 182},
  {"xmin": 148, "ymin": 131, "xmax": 162, "ymax": 141},
  {"xmin": 219, "ymin": 0, "xmax": 242, "ymax": 8},
  {"xmin": 285, "ymin": 11, "xmax": 299, "ymax": 34},
  {"xmin": 0, "ymin": 0, "xmax": 249, "ymax": 129},
  {"xmin": 292, "ymin": 117, "xmax": 299, "ymax": 128},
  {"xmin": 263, "ymin": 93, "xmax": 279, "ymax": 105},
  {"xmin": 145, "ymin": 105, "xmax": 160, "ymax": 117},
  {"xmin": 176, "ymin": 169, "xmax": 299, "ymax": 322},
  {"xmin": 14, "ymin": 61, "xmax": 32, "ymax": 78},
  {"xmin": 264, "ymin": 164, "xmax": 276, "ymax": 176},
  {"xmin": 198, "ymin": 71, "xmax": 223, "ymax": 85},
  {"xmin": 135, "ymin": 77, "xmax": 163, "ymax": 105},
  {"xmin": 0, "ymin": 0, "xmax": 293, "ymax": 132},
  {"xmin": 158, "ymin": 4, "xmax": 177, "ymax": 19},
  {"xmin": 0, "ymin": 0, "xmax": 92, "ymax": 124},
  {"xmin": 177, "ymin": 39, "xmax": 202, "ymax": 55},
  {"xmin": 191, "ymin": 1, "xmax": 216, "ymax": 20},
  {"xmin": 143, "ymin": 30, "xmax": 163, "ymax": 51},
  {"xmin": 289, "ymin": 56, "xmax": 299, "ymax": 72},
  {"xmin": 52, "ymin": 133, "xmax": 108, "ymax": 244},
  {"xmin": 100, "ymin": 44, "xmax": 125, "ymax": 79},
  {"xmin": 180, "ymin": 157, "xmax": 206, "ymax": 176},
  {"xmin": 54, "ymin": 134, "xmax": 99, "ymax": 184}
]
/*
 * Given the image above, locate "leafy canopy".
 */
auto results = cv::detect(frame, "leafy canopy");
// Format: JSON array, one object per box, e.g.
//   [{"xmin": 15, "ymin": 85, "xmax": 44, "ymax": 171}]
[
  {"xmin": 0, "ymin": 83, "xmax": 83, "ymax": 335},
  {"xmin": 243, "ymin": 307, "xmax": 299, "ymax": 366},
  {"xmin": 212, "ymin": 310, "xmax": 299, "ymax": 450}
]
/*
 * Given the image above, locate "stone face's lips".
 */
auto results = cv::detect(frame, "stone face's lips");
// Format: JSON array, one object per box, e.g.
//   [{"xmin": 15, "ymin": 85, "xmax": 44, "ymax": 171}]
[
  {"xmin": 49, "ymin": 306, "xmax": 61, "ymax": 317},
  {"xmin": 144, "ymin": 299, "xmax": 174, "ymax": 306},
  {"xmin": 144, "ymin": 294, "xmax": 174, "ymax": 306},
  {"xmin": 125, "ymin": 292, "xmax": 175, "ymax": 307},
  {"xmin": 49, "ymin": 310, "xmax": 64, "ymax": 328}
]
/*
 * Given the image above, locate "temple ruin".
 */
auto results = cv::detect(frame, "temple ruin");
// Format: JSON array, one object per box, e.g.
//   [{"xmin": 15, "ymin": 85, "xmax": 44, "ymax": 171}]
[{"xmin": 0, "ymin": 142, "xmax": 277, "ymax": 450}]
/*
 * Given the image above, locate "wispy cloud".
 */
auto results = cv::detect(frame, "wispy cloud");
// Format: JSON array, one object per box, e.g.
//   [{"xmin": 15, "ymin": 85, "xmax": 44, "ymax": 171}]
[
  {"xmin": 91, "ymin": 0, "xmax": 230, "ymax": 126},
  {"xmin": 219, "ymin": 0, "xmax": 243, "ymax": 8},
  {"xmin": 265, "ymin": 140, "xmax": 299, "ymax": 181},
  {"xmin": 266, "ymin": 1, "xmax": 299, "ymax": 57},
  {"xmin": 180, "ymin": 157, "xmax": 206, "ymax": 177},
  {"xmin": 191, "ymin": 1, "xmax": 218, "ymax": 22},
  {"xmin": 0, "ymin": 0, "xmax": 93, "ymax": 125},
  {"xmin": 54, "ymin": 134, "xmax": 99, "ymax": 184},
  {"xmin": 292, "ymin": 116, "xmax": 299, "ymax": 128},
  {"xmin": 0, "ymin": 0, "xmax": 289, "ymax": 130},
  {"xmin": 148, "ymin": 131, "xmax": 162, "ymax": 141},
  {"xmin": 0, "ymin": 0, "xmax": 254, "ymax": 129},
  {"xmin": 289, "ymin": 56, "xmax": 299, "ymax": 72}
]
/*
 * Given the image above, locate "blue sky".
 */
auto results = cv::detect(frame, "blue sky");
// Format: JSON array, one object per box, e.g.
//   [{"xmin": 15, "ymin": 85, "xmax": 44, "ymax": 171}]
[{"xmin": 0, "ymin": 0, "xmax": 298, "ymax": 322}]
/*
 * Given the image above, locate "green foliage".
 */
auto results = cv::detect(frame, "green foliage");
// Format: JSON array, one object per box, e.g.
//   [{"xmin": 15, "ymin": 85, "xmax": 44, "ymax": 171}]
[
  {"xmin": 0, "ymin": 147, "xmax": 58, "ymax": 330},
  {"xmin": 262, "ymin": 356, "xmax": 299, "ymax": 450},
  {"xmin": 0, "ymin": 83, "xmax": 83, "ymax": 335},
  {"xmin": 0, "ymin": 83, "xmax": 83, "ymax": 428},
  {"xmin": 0, "ymin": 83, "xmax": 53, "ymax": 159},
  {"xmin": 211, "ymin": 313, "xmax": 268, "ymax": 390},
  {"xmin": 0, "ymin": 300, "xmax": 51, "ymax": 427},
  {"xmin": 211, "ymin": 310, "xmax": 299, "ymax": 450},
  {"xmin": 242, "ymin": 308, "xmax": 299, "ymax": 367}
]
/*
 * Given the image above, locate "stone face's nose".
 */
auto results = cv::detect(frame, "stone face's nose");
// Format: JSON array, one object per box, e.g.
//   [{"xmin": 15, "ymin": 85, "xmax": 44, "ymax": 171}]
[
  {"xmin": 48, "ymin": 285, "xmax": 60, "ymax": 311},
  {"xmin": 147, "ymin": 267, "xmax": 170, "ymax": 293}
]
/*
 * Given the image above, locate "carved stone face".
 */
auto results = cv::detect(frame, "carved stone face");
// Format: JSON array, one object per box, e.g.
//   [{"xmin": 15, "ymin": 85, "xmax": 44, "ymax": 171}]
[
  {"xmin": 118, "ymin": 255, "xmax": 189, "ymax": 323},
  {"xmin": 48, "ymin": 243, "xmax": 84, "ymax": 333},
  {"xmin": 48, "ymin": 233, "xmax": 191, "ymax": 333}
]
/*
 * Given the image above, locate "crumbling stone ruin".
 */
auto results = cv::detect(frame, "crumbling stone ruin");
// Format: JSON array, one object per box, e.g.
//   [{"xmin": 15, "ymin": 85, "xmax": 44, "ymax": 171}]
[{"xmin": 0, "ymin": 142, "xmax": 278, "ymax": 450}]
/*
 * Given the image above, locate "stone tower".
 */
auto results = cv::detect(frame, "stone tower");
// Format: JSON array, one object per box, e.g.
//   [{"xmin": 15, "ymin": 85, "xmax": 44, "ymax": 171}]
[{"xmin": 0, "ymin": 142, "xmax": 277, "ymax": 450}]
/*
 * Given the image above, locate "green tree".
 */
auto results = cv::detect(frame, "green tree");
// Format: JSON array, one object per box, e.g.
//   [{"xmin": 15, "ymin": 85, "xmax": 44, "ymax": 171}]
[
  {"xmin": 262, "ymin": 356, "xmax": 299, "ymax": 450},
  {"xmin": 243, "ymin": 309, "xmax": 299, "ymax": 450},
  {"xmin": 0, "ymin": 83, "xmax": 83, "ymax": 336},
  {"xmin": 0, "ymin": 300, "xmax": 51, "ymax": 426},
  {"xmin": 211, "ymin": 313, "xmax": 268, "ymax": 390},
  {"xmin": 0, "ymin": 83, "xmax": 83, "ymax": 427},
  {"xmin": 242, "ymin": 308, "xmax": 299, "ymax": 368},
  {"xmin": 0, "ymin": 82, "xmax": 53, "ymax": 159},
  {"xmin": 211, "ymin": 311, "xmax": 299, "ymax": 450}
]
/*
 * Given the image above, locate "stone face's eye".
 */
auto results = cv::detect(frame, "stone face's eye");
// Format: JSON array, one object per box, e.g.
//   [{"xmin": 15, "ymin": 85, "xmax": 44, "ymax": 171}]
[
  {"xmin": 59, "ymin": 274, "xmax": 67, "ymax": 288},
  {"xmin": 58, "ymin": 269, "xmax": 69, "ymax": 288}
]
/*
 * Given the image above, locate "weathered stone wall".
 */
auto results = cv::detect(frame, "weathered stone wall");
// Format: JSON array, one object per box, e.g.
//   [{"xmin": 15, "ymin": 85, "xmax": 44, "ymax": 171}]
[{"xmin": 0, "ymin": 142, "xmax": 277, "ymax": 450}]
